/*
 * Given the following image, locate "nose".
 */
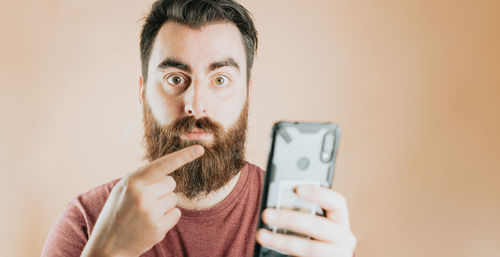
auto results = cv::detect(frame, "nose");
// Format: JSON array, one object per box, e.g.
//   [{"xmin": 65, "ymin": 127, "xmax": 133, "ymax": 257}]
[{"xmin": 184, "ymin": 79, "xmax": 208, "ymax": 117}]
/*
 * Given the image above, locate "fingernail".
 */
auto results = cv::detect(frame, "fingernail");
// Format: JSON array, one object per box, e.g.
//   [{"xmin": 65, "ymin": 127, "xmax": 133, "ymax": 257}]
[{"xmin": 297, "ymin": 186, "xmax": 311, "ymax": 197}]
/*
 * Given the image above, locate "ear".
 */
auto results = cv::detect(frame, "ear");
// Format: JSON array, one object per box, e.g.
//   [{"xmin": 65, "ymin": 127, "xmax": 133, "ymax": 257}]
[
  {"xmin": 139, "ymin": 75, "xmax": 145, "ymax": 105},
  {"xmin": 248, "ymin": 78, "xmax": 253, "ymax": 102}
]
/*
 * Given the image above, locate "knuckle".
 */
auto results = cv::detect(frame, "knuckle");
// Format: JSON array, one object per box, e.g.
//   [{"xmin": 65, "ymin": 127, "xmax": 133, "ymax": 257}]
[
  {"xmin": 170, "ymin": 193, "xmax": 178, "ymax": 203},
  {"xmin": 311, "ymin": 216, "xmax": 326, "ymax": 231},
  {"xmin": 122, "ymin": 175, "xmax": 139, "ymax": 190},
  {"xmin": 145, "ymin": 208, "xmax": 161, "ymax": 227},
  {"xmin": 174, "ymin": 208, "xmax": 182, "ymax": 220},
  {"xmin": 133, "ymin": 188, "xmax": 151, "ymax": 209},
  {"xmin": 118, "ymin": 176, "xmax": 131, "ymax": 189},
  {"xmin": 166, "ymin": 194, "xmax": 178, "ymax": 209},
  {"xmin": 161, "ymin": 195, "xmax": 174, "ymax": 209},
  {"xmin": 166, "ymin": 176, "xmax": 177, "ymax": 190},
  {"xmin": 116, "ymin": 176, "xmax": 134, "ymax": 196},
  {"xmin": 134, "ymin": 193, "xmax": 147, "ymax": 208},
  {"xmin": 161, "ymin": 208, "xmax": 180, "ymax": 229}
]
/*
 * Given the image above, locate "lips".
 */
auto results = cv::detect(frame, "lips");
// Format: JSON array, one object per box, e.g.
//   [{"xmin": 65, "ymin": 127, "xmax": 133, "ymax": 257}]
[{"xmin": 181, "ymin": 128, "xmax": 213, "ymax": 140}]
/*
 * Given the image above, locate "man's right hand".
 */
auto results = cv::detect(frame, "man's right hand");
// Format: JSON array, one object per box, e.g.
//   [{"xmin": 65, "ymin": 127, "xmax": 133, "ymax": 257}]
[{"xmin": 80, "ymin": 145, "xmax": 205, "ymax": 257}]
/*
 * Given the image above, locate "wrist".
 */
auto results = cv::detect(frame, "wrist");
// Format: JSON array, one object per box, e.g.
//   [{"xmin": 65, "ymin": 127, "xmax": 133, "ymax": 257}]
[{"xmin": 81, "ymin": 236, "xmax": 134, "ymax": 257}]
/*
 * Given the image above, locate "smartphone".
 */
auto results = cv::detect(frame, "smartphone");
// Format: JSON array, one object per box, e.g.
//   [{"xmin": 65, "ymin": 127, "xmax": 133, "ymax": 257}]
[{"xmin": 253, "ymin": 121, "xmax": 341, "ymax": 257}]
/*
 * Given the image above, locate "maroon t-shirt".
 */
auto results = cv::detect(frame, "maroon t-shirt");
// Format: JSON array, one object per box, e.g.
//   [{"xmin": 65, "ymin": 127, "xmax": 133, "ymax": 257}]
[{"xmin": 41, "ymin": 161, "xmax": 264, "ymax": 257}]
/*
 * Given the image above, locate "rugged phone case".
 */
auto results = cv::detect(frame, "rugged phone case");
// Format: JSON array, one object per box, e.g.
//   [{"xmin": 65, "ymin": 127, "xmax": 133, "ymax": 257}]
[{"xmin": 254, "ymin": 121, "xmax": 341, "ymax": 257}]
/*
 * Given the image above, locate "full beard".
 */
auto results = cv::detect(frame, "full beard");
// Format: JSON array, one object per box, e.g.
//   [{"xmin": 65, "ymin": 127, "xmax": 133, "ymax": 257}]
[{"xmin": 142, "ymin": 99, "xmax": 248, "ymax": 200}]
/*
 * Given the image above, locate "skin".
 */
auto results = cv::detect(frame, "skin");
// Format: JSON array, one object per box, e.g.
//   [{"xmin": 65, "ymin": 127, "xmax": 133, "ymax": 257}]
[
  {"xmin": 80, "ymin": 145, "xmax": 205, "ymax": 257},
  {"xmin": 140, "ymin": 21, "xmax": 250, "ymax": 209},
  {"xmin": 256, "ymin": 186, "xmax": 357, "ymax": 256},
  {"xmin": 82, "ymin": 21, "xmax": 356, "ymax": 257}
]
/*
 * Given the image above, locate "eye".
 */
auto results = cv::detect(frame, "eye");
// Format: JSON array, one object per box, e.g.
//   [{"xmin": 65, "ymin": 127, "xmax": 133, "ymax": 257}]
[
  {"xmin": 214, "ymin": 75, "xmax": 229, "ymax": 87},
  {"xmin": 166, "ymin": 74, "xmax": 189, "ymax": 87}
]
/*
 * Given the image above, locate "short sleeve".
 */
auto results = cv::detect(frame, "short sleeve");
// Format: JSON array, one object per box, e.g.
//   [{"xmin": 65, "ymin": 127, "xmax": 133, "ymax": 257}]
[
  {"xmin": 41, "ymin": 178, "xmax": 121, "ymax": 257},
  {"xmin": 41, "ymin": 198, "xmax": 91, "ymax": 257}
]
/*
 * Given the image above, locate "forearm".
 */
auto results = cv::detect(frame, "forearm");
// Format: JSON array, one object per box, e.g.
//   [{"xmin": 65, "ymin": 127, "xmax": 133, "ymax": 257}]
[{"xmin": 80, "ymin": 231, "xmax": 136, "ymax": 257}]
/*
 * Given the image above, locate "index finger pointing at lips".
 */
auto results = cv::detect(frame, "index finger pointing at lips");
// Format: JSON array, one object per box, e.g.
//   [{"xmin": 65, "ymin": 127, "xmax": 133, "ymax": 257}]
[{"xmin": 135, "ymin": 145, "xmax": 205, "ymax": 185}]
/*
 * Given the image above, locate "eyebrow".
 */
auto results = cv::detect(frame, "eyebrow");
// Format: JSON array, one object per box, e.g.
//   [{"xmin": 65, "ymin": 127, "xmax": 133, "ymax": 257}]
[
  {"xmin": 208, "ymin": 57, "xmax": 240, "ymax": 74},
  {"xmin": 158, "ymin": 58, "xmax": 191, "ymax": 73},
  {"xmin": 157, "ymin": 57, "xmax": 240, "ymax": 74}
]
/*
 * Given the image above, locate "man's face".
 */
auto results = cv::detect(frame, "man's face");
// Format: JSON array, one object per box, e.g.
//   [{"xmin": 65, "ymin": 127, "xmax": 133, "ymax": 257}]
[
  {"xmin": 141, "ymin": 21, "xmax": 249, "ymax": 139},
  {"xmin": 139, "ymin": 21, "xmax": 251, "ymax": 199}
]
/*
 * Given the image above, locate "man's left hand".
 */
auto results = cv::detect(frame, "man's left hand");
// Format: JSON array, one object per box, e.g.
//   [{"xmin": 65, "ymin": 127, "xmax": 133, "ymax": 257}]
[{"xmin": 256, "ymin": 186, "xmax": 356, "ymax": 257}]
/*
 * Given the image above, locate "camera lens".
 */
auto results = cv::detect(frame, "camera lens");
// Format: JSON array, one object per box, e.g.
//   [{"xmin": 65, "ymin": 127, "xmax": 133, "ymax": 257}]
[{"xmin": 297, "ymin": 156, "xmax": 310, "ymax": 170}]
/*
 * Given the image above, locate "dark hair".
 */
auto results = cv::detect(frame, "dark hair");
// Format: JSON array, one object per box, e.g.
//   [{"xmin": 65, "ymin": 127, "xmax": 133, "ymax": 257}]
[{"xmin": 140, "ymin": 0, "xmax": 258, "ymax": 84}]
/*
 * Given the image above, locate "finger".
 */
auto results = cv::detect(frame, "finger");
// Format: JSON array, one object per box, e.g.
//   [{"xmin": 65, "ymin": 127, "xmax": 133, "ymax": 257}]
[
  {"xmin": 158, "ymin": 193, "xmax": 178, "ymax": 215},
  {"xmin": 296, "ymin": 186, "xmax": 351, "ymax": 227},
  {"xmin": 262, "ymin": 208, "xmax": 342, "ymax": 243},
  {"xmin": 146, "ymin": 176, "xmax": 177, "ymax": 198},
  {"xmin": 159, "ymin": 207, "xmax": 181, "ymax": 232},
  {"xmin": 149, "ymin": 192, "xmax": 178, "ymax": 216},
  {"xmin": 134, "ymin": 145, "xmax": 204, "ymax": 185},
  {"xmin": 256, "ymin": 228, "xmax": 335, "ymax": 257}
]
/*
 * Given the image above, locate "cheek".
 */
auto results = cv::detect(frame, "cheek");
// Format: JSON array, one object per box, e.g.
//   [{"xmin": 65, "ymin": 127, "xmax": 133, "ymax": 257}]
[
  {"xmin": 146, "ymin": 84, "xmax": 183, "ymax": 126},
  {"xmin": 212, "ymin": 87, "xmax": 246, "ymax": 129}
]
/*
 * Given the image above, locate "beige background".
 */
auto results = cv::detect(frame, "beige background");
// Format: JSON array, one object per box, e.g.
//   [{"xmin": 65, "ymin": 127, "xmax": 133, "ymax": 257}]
[{"xmin": 1, "ymin": 0, "xmax": 499, "ymax": 256}]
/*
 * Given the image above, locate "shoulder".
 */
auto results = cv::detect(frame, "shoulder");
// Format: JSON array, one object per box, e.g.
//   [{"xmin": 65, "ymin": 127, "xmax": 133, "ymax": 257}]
[
  {"xmin": 41, "ymin": 177, "xmax": 124, "ymax": 255},
  {"xmin": 244, "ymin": 161, "xmax": 265, "ymax": 186},
  {"xmin": 73, "ymin": 177, "xmax": 123, "ymax": 223},
  {"xmin": 247, "ymin": 161, "xmax": 264, "ymax": 173},
  {"xmin": 58, "ymin": 176, "xmax": 124, "ymax": 233}
]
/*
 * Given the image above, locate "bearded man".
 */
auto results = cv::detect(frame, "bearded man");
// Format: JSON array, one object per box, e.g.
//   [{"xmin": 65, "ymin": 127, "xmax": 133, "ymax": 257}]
[{"xmin": 41, "ymin": 0, "xmax": 356, "ymax": 256}]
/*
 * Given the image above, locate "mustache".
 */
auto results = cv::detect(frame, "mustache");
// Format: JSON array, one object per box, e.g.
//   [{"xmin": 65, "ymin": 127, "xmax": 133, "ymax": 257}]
[{"xmin": 168, "ymin": 115, "xmax": 223, "ymax": 136}]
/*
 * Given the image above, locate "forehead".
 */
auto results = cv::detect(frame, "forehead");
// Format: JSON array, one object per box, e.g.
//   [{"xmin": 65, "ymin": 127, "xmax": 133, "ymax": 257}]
[{"xmin": 150, "ymin": 21, "xmax": 246, "ymax": 71}]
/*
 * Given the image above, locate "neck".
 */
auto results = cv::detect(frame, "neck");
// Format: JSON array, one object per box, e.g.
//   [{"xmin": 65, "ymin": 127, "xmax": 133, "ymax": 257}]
[{"xmin": 176, "ymin": 170, "xmax": 242, "ymax": 210}]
